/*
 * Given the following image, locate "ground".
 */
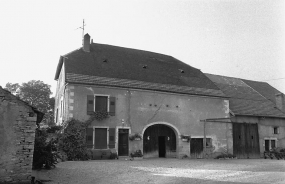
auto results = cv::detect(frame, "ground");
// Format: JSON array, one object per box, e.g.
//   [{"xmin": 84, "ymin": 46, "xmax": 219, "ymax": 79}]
[{"xmin": 33, "ymin": 158, "xmax": 285, "ymax": 184}]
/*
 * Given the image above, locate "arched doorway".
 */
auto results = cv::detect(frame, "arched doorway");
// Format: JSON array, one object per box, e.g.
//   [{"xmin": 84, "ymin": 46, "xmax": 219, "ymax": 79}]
[{"xmin": 143, "ymin": 124, "xmax": 177, "ymax": 158}]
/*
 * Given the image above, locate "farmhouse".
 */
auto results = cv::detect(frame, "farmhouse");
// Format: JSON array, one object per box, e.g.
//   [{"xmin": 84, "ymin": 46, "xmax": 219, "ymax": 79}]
[
  {"xmin": 54, "ymin": 34, "xmax": 231, "ymax": 159},
  {"xmin": 54, "ymin": 33, "xmax": 285, "ymax": 159}
]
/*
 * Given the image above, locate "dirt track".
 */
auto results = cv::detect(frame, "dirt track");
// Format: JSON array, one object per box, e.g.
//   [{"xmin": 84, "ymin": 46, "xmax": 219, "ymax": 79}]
[{"xmin": 33, "ymin": 158, "xmax": 285, "ymax": 184}]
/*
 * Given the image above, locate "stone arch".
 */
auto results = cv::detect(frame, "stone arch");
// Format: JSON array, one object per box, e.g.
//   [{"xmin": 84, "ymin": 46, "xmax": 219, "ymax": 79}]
[
  {"xmin": 142, "ymin": 122, "xmax": 180, "ymax": 136},
  {"xmin": 142, "ymin": 122, "xmax": 179, "ymax": 158}
]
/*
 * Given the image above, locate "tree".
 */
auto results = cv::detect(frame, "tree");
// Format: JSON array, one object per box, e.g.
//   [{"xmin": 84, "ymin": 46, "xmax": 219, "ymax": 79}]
[
  {"xmin": 4, "ymin": 82, "xmax": 20, "ymax": 96},
  {"xmin": 5, "ymin": 80, "xmax": 54, "ymax": 125}
]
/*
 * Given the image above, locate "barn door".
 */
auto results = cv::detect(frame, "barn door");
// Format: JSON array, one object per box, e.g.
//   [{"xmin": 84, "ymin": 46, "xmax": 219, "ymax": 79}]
[
  {"xmin": 233, "ymin": 123, "xmax": 260, "ymax": 158},
  {"xmin": 190, "ymin": 138, "xmax": 203, "ymax": 158}
]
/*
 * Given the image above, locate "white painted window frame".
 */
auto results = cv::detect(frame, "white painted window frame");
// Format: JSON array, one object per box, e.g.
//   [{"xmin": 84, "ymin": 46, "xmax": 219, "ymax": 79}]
[
  {"xmin": 264, "ymin": 137, "xmax": 278, "ymax": 150},
  {"xmin": 272, "ymin": 126, "xmax": 280, "ymax": 134},
  {"xmin": 93, "ymin": 94, "xmax": 110, "ymax": 112},
  {"xmin": 93, "ymin": 126, "xmax": 109, "ymax": 150}
]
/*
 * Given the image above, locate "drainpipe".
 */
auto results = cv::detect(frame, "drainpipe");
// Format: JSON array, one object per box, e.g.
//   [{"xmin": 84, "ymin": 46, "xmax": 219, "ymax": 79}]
[{"xmin": 62, "ymin": 82, "xmax": 69, "ymax": 127}]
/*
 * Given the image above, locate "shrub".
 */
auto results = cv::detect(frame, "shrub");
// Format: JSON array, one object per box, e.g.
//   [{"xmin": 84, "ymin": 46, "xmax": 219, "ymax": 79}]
[
  {"xmin": 130, "ymin": 150, "xmax": 143, "ymax": 157},
  {"xmin": 215, "ymin": 153, "xmax": 236, "ymax": 159},
  {"xmin": 58, "ymin": 119, "xmax": 91, "ymax": 161},
  {"xmin": 33, "ymin": 128, "xmax": 58, "ymax": 169}
]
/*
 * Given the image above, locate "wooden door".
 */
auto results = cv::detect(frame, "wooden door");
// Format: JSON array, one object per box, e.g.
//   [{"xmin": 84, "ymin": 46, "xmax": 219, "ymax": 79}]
[
  {"xmin": 190, "ymin": 138, "xmax": 203, "ymax": 158},
  {"xmin": 233, "ymin": 123, "xmax": 260, "ymax": 158},
  {"xmin": 118, "ymin": 129, "xmax": 129, "ymax": 156},
  {"xmin": 158, "ymin": 136, "xmax": 166, "ymax": 157}
]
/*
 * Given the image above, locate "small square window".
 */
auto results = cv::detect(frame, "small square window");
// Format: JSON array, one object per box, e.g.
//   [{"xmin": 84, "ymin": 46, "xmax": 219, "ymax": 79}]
[
  {"xmin": 273, "ymin": 127, "xmax": 279, "ymax": 134},
  {"xmin": 206, "ymin": 138, "xmax": 212, "ymax": 147}
]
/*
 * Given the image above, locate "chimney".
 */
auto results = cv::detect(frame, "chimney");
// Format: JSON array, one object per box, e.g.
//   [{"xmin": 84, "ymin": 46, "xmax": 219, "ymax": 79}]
[
  {"xmin": 276, "ymin": 93, "xmax": 284, "ymax": 112},
  {"xmin": 83, "ymin": 33, "xmax": 90, "ymax": 52}
]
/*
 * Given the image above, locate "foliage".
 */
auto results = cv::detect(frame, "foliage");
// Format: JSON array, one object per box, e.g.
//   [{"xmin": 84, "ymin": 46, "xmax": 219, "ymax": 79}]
[
  {"xmin": 5, "ymin": 80, "xmax": 54, "ymax": 125},
  {"xmin": 58, "ymin": 119, "xmax": 91, "ymax": 161},
  {"xmin": 33, "ymin": 127, "xmax": 59, "ymax": 169},
  {"xmin": 130, "ymin": 150, "xmax": 143, "ymax": 157},
  {"xmin": 215, "ymin": 153, "xmax": 236, "ymax": 159},
  {"xmin": 129, "ymin": 133, "xmax": 142, "ymax": 141},
  {"xmin": 109, "ymin": 151, "xmax": 118, "ymax": 159},
  {"xmin": 90, "ymin": 111, "xmax": 109, "ymax": 121},
  {"xmin": 4, "ymin": 82, "xmax": 20, "ymax": 96}
]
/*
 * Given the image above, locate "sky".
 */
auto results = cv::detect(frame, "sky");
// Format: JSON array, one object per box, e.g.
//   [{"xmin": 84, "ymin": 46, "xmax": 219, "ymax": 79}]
[{"xmin": 0, "ymin": 0, "xmax": 284, "ymax": 96}]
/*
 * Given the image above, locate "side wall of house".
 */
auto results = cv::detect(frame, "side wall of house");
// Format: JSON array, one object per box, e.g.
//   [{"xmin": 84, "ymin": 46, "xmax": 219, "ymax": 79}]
[
  {"xmin": 0, "ymin": 97, "xmax": 37, "ymax": 183},
  {"xmin": 231, "ymin": 116, "xmax": 285, "ymax": 157},
  {"xmin": 54, "ymin": 63, "xmax": 66, "ymax": 125},
  {"xmin": 65, "ymin": 84, "xmax": 231, "ymax": 158}
]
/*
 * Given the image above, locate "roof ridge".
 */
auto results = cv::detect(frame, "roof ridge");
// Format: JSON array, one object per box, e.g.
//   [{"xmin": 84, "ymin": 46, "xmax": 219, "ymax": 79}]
[
  {"xmin": 90, "ymin": 42, "xmax": 172, "ymax": 58},
  {"xmin": 205, "ymin": 73, "xmax": 270, "ymax": 84}
]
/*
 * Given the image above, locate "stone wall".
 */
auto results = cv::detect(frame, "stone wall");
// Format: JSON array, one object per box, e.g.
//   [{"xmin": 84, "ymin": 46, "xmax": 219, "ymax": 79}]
[{"xmin": 0, "ymin": 90, "xmax": 37, "ymax": 183}]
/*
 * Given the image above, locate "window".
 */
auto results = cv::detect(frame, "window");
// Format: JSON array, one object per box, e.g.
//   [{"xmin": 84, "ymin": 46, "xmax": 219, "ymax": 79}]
[
  {"xmin": 85, "ymin": 127, "xmax": 116, "ymax": 149},
  {"xmin": 87, "ymin": 95, "xmax": 116, "ymax": 116},
  {"xmin": 60, "ymin": 100, "xmax": 63, "ymax": 117},
  {"xmin": 95, "ymin": 128, "xmax": 108, "ymax": 149},
  {"xmin": 55, "ymin": 108, "xmax": 58, "ymax": 124},
  {"xmin": 265, "ymin": 138, "xmax": 277, "ymax": 151},
  {"xmin": 206, "ymin": 138, "xmax": 212, "ymax": 147},
  {"xmin": 273, "ymin": 127, "xmax": 279, "ymax": 134},
  {"xmin": 95, "ymin": 96, "xmax": 108, "ymax": 112}
]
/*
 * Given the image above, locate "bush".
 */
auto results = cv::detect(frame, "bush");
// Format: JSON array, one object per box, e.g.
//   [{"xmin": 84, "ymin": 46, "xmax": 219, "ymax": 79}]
[
  {"xmin": 215, "ymin": 153, "xmax": 236, "ymax": 159},
  {"xmin": 33, "ymin": 128, "xmax": 58, "ymax": 169},
  {"xmin": 58, "ymin": 119, "xmax": 91, "ymax": 161},
  {"xmin": 130, "ymin": 150, "xmax": 143, "ymax": 157}
]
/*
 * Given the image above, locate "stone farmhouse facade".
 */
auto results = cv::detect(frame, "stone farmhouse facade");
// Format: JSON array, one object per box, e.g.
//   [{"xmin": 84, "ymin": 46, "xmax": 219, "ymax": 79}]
[
  {"xmin": 0, "ymin": 86, "xmax": 43, "ymax": 183},
  {"xmin": 54, "ymin": 33, "xmax": 285, "ymax": 159}
]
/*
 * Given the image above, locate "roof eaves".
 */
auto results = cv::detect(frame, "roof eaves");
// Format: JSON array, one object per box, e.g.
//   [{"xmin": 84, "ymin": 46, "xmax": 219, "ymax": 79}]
[
  {"xmin": 234, "ymin": 113, "xmax": 285, "ymax": 119},
  {"xmin": 54, "ymin": 48, "xmax": 82, "ymax": 80},
  {"xmin": 54, "ymin": 56, "xmax": 63, "ymax": 80},
  {"xmin": 66, "ymin": 73, "xmax": 227, "ymax": 98}
]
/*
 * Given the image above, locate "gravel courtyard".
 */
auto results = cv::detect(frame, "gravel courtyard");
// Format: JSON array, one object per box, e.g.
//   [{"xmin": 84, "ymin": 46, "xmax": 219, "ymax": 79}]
[{"xmin": 33, "ymin": 158, "xmax": 285, "ymax": 184}]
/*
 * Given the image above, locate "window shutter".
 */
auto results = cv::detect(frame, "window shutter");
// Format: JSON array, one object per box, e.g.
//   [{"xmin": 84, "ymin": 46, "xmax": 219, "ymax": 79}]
[
  {"xmin": 86, "ymin": 128, "xmax": 93, "ymax": 148},
  {"xmin": 109, "ymin": 97, "xmax": 116, "ymax": 116},
  {"xmin": 109, "ymin": 128, "xmax": 116, "ymax": 148},
  {"xmin": 87, "ymin": 95, "xmax": 94, "ymax": 115}
]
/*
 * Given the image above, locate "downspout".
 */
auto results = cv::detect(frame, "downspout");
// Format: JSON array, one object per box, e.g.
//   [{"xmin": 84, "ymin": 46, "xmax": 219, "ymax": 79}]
[{"xmin": 62, "ymin": 82, "xmax": 69, "ymax": 127}]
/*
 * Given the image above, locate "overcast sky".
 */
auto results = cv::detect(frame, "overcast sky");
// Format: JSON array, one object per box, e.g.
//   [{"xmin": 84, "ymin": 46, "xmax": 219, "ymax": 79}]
[{"xmin": 0, "ymin": 0, "xmax": 284, "ymax": 95}]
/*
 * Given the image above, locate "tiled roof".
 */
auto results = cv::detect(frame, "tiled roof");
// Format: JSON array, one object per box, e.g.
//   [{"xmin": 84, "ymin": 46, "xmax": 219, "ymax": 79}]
[
  {"xmin": 242, "ymin": 79, "xmax": 282, "ymax": 104},
  {"xmin": 206, "ymin": 74, "xmax": 285, "ymax": 118},
  {"xmin": 55, "ymin": 43, "xmax": 225, "ymax": 97},
  {"xmin": 66, "ymin": 73, "xmax": 225, "ymax": 97}
]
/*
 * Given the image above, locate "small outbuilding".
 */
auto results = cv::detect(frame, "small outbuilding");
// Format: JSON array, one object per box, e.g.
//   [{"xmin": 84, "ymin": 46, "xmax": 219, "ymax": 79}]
[{"xmin": 0, "ymin": 86, "xmax": 43, "ymax": 183}]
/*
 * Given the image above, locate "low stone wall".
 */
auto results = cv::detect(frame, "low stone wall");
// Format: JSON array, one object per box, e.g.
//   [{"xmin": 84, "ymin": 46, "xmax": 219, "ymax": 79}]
[{"xmin": 0, "ymin": 94, "xmax": 37, "ymax": 183}]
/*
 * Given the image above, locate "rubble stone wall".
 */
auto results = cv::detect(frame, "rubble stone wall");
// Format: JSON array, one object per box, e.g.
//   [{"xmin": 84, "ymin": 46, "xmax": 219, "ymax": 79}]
[{"xmin": 0, "ymin": 97, "xmax": 37, "ymax": 183}]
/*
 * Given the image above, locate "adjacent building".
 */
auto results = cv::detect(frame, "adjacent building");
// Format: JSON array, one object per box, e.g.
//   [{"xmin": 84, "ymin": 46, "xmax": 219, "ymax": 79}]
[
  {"xmin": 206, "ymin": 74, "xmax": 285, "ymax": 158},
  {"xmin": 0, "ymin": 86, "xmax": 43, "ymax": 183}
]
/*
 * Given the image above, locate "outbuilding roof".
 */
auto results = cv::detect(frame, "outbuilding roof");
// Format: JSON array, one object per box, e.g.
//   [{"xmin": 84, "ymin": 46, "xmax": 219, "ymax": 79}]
[
  {"xmin": 55, "ymin": 43, "xmax": 225, "ymax": 97},
  {"xmin": 206, "ymin": 74, "xmax": 285, "ymax": 118}
]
